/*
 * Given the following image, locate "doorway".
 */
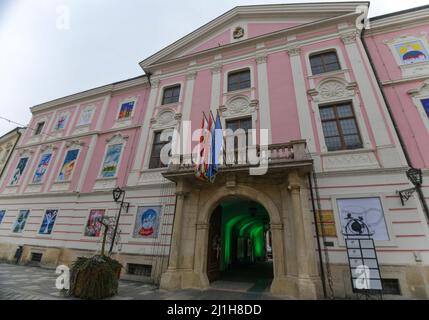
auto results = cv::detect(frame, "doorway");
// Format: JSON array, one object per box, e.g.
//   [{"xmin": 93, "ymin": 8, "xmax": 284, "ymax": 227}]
[{"xmin": 207, "ymin": 198, "xmax": 273, "ymax": 293}]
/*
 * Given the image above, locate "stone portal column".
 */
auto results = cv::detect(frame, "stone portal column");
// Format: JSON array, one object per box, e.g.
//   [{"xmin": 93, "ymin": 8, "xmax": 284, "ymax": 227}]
[
  {"xmin": 191, "ymin": 223, "xmax": 210, "ymax": 289},
  {"xmin": 160, "ymin": 183, "xmax": 189, "ymax": 290},
  {"xmin": 288, "ymin": 171, "xmax": 320, "ymax": 299}
]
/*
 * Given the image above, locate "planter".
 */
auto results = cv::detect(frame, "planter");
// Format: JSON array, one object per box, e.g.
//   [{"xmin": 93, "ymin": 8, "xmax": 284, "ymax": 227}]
[{"xmin": 69, "ymin": 255, "xmax": 122, "ymax": 300}]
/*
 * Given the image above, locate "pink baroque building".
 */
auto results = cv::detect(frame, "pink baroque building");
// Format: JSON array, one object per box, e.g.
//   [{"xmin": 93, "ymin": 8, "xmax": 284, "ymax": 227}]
[{"xmin": 0, "ymin": 2, "xmax": 428, "ymax": 299}]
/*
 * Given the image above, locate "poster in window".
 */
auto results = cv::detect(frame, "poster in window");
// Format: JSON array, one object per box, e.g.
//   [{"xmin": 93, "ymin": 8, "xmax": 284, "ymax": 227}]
[
  {"xmin": 118, "ymin": 101, "xmax": 135, "ymax": 120},
  {"xmin": 12, "ymin": 210, "xmax": 30, "ymax": 233},
  {"xmin": 133, "ymin": 206, "xmax": 161, "ymax": 238},
  {"xmin": 39, "ymin": 209, "xmax": 58, "ymax": 235},
  {"xmin": 77, "ymin": 108, "xmax": 94, "ymax": 126},
  {"xmin": 84, "ymin": 209, "xmax": 105, "ymax": 237},
  {"xmin": 101, "ymin": 144, "xmax": 122, "ymax": 178},
  {"xmin": 337, "ymin": 198, "xmax": 389, "ymax": 241},
  {"xmin": 32, "ymin": 153, "xmax": 52, "ymax": 184},
  {"xmin": 0, "ymin": 210, "xmax": 5, "ymax": 224},
  {"xmin": 10, "ymin": 157, "xmax": 29, "ymax": 186},
  {"xmin": 54, "ymin": 114, "xmax": 68, "ymax": 130},
  {"xmin": 58, "ymin": 149, "xmax": 79, "ymax": 182},
  {"xmin": 395, "ymin": 41, "xmax": 429, "ymax": 65}
]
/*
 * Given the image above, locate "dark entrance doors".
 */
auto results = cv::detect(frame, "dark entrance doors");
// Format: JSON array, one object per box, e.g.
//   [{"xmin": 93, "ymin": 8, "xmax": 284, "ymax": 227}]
[{"xmin": 207, "ymin": 206, "xmax": 222, "ymax": 282}]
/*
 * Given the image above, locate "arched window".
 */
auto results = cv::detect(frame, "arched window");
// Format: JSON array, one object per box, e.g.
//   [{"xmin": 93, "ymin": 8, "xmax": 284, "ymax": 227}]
[{"xmin": 310, "ymin": 51, "xmax": 341, "ymax": 75}]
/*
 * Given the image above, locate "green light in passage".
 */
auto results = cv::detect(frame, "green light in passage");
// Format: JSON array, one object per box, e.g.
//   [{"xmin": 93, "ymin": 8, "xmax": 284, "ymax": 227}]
[
  {"xmin": 224, "ymin": 214, "xmax": 247, "ymax": 266},
  {"xmin": 250, "ymin": 225, "xmax": 265, "ymax": 258}
]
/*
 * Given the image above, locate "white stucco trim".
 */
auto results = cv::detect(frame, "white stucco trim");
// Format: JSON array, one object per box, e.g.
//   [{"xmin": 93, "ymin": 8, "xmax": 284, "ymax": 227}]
[{"xmin": 409, "ymin": 80, "xmax": 429, "ymax": 136}]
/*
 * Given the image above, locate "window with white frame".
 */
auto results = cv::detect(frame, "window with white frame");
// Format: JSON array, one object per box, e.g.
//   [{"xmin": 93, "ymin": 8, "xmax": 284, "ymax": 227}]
[
  {"xmin": 100, "ymin": 143, "xmax": 123, "ymax": 178},
  {"xmin": 53, "ymin": 114, "xmax": 69, "ymax": 131},
  {"xmin": 77, "ymin": 106, "xmax": 95, "ymax": 126},
  {"xmin": 162, "ymin": 85, "xmax": 181, "ymax": 105},
  {"xmin": 310, "ymin": 51, "xmax": 341, "ymax": 75},
  {"xmin": 227, "ymin": 69, "xmax": 251, "ymax": 92},
  {"xmin": 117, "ymin": 100, "xmax": 136, "ymax": 121},
  {"xmin": 57, "ymin": 149, "xmax": 79, "ymax": 182},
  {"xmin": 421, "ymin": 99, "xmax": 429, "ymax": 118}
]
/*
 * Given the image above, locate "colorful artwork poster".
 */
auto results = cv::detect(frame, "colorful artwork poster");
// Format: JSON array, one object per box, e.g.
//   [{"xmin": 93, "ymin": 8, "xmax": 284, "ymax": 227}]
[
  {"xmin": 58, "ymin": 149, "xmax": 79, "ymax": 182},
  {"xmin": 101, "ymin": 144, "xmax": 122, "ymax": 178},
  {"xmin": 133, "ymin": 206, "xmax": 161, "ymax": 238},
  {"xmin": 39, "ymin": 209, "xmax": 58, "ymax": 235},
  {"xmin": 118, "ymin": 101, "xmax": 135, "ymax": 120},
  {"xmin": 12, "ymin": 210, "xmax": 30, "ymax": 233},
  {"xmin": 395, "ymin": 41, "xmax": 429, "ymax": 65},
  {"xmin": 337, "ymin": 198, "xmax": 389, "ymax": 241},
  {"xmin": 84, "ymin": 209, "xmax": 105, "ymax": 237},
  {"xmin": 32, "ymin": 153, "xmax": 52, "ymax": 184},
  {"xmin": 78, "ymin": 108, "xmax": 93, "ymax": 126},
  {"xmin": 422, "ymin": 99, "xmax": 429, "ymax": 118},
  {"xmin": 0, "ymin": 210, "xmax": 5, "ymax": 224},
  {"xmin": 10, "ymin": 157, "xmax": 29, "ymax": 186},
  {"xmin": 54, "ymin": 114, "xmax": 68, "ymax": 130}
]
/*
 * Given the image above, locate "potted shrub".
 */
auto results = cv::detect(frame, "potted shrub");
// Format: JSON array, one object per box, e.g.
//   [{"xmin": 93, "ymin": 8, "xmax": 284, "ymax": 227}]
[{"xmin": 69, "ymin": 217, "xmax": 122, "ymax": 299}]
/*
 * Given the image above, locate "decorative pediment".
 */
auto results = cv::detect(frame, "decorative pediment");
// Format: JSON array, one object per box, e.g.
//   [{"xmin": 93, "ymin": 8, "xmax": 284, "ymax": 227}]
[
  {"xmin": 219, "ymin": 96, "xmax": 258, "ymax": 118},
  {"xmin": 18, "ymin": 148, "xmax": 35, "ymax": 157},
  {"xmin": 308, "ymin": 78, "xmax": 357, "ymax": 103},
  {"xmin": 65, "ymin": 140, "xmax": 85, "ymax": 149},
  {"xmin": 151, "ymin": 108, "xmax": 181, "ymax": 129},
  {"xmin": 139, "ymin": 3, "xmax": 365, "ymax": 71},
  {"xmin": 106, "ymin": 133, "xmax": 129, "ymax": 144},
  {"xmin": 40, "ymin": 144, "xmax": 58, "ymax": 153}
]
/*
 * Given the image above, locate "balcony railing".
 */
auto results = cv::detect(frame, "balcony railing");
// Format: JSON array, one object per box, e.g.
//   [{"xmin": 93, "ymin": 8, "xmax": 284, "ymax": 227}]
[{"xmin": 165, "ymin": 140, "xmax": 311, "ymax": 174}]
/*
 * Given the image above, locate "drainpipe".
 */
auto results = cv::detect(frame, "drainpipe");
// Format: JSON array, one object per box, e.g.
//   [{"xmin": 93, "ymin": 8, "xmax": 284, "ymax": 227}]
[
  {"xmin": 361, "ymin": 28, "xmax": 429, "ymax": 222},
  {"xmin": 308, "ymin": 173, "xmax": 327, "ymax": 299}
]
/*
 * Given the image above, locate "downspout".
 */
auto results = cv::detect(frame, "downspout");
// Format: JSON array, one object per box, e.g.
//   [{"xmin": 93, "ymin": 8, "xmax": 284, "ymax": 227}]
[
  {"xmin": 361, "ymin": 28, "xmax": 429, "ymax": 222},
  {"xmin": 308, "ymin": 172, "xmax": 328, "ymax": 299}
]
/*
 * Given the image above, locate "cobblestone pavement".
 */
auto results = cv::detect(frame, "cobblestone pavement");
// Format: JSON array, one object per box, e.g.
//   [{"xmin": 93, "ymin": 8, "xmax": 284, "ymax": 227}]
[{"xmin": 0, "ymin": 263, "xmax": 286, "ymax": 300}]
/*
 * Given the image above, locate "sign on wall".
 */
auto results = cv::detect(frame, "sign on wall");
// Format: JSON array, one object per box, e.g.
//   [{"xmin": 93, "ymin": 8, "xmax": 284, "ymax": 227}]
[
  {"xmin": 84, "ymin": 209, "xmax": 105, "ymax": 237},
  {"xmin": 337, "ymin": 198, "xmax": 389, "ymax": 241},
  {"xmin": 0, "ymin": 210, "xmax": 5, "ymax": 224},
  {"xmin": 12, "ymin": 210, "xmax": 30, "ymax": 233},
  {"xmin": 118, "ymin": 101, "xmax": 135, "ymax": 120},
  {"xmin": 133, "ymin": 206, "xmax": 161, "ymax": 239},
  {"xmin": 316, "ymin": 210, "xmax": 337, "ymax": 237},
  {"xmin": 39, "ymin": 209, "xmax": 58, "ymax": 235}
]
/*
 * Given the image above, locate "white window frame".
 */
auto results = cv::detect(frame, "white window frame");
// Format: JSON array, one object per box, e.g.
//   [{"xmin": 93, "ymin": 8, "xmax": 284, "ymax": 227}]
[
  {"xmin": 9, "ymin": 155, "xmax": 31, "ymax": 187},
  {"xmin": 55, "ymin": 146, "xmax": 82, "ymax": 183},
  {"xmin": 409, "ymin": 80, "xmax": 429, "ymax": 135},
  {"xmin": 116, "ymin": 97, "xmax": 138, "ymax": 122},
  {"xmin": 76, "ymin": 104, "xmax": 96, "ymax": 127},
  {"xmin": 30, "ymin": 151, "xmax": 54, "ymax": 185},
  {"xmin": 159, "ymin": 83, "xmax": 183, "ymax": 107},
  {"xmin": 130, "ymin": 204, "xmax": 164, "ymax": 244},
  {"xmin": 11, "ymin": 209, "xmax": 31, "ymax": 234},
  {"xmin": 222, "ymin": 65, "xmax": 256, "ymax": 103},
  {"xmin": 306, "ymin": 47, "xmax": 346, "ymax": 77},
  {"xmin": 37, "ymin": 208, "xmax": 59, "ymax": 236},
  {"xmin": 97, "ymin": 135, "xmax": 127, "ymax": 180}
]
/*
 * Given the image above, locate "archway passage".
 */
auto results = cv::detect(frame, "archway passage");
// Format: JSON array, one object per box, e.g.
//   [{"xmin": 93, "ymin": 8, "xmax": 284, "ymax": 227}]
[{"xmin": 207, "ymin": 198, "xmax": 273, "ymax": 293}]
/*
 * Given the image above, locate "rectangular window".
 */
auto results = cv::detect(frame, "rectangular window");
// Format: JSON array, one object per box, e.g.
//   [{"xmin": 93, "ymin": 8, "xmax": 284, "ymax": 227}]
[
  {"xmin": 10, "ymin": 157, "xmax": 29, "ymax": 186},
  {"xmin": 118, "ymin": 101, "xmax": 135, "ymax": 120},
  {"xmin": 39, "ymin": 209, "xmax": 58, "ymax": 235},
  {"xmin": 310, "ymin": 51, "xmax": 341, "ymax": 75},
  {"xmin": 12, "ymin": 210, "xmax": 30, "ymax": 233},
  {"xmin": 101, "ymin": 144, "xmax": 123, "ymax": 178},
  {"xmin": 54, "ymin": 114, "xmax": 68, "ymax": 131},
  {"xmin": 32, "ymin": 153, "xmax": 52, "ymax": 184},
  {"xmin": 162, "ymin": 85, "xmax": 181, "ymax": 105},
  {"xmin": 30, "ymin": 252, "xmax": 43, "ymax": 263},
  {"xmin": 228, "ymin": 70, "xmax": 251, "ymax": 92},
  {"xmin": 382, "ymin": 279, "xmax": 401, "ymax": 295},
  {"xmin": 127, "ymin": 263, "xmax": 152, "ymax": 277},
  {"xmin": 421, "ymin": 99, "xmax": 429, "ymax": 118},
  {"xmin": 149, "ymin": 132, "xmax": 170, "ymax": 169},
  {"xmin": 78, "ymin": 108, "xmax": 94, "ymax": 126},
  {"xmin": 225, "ymin": 117, "xmax": 252, "ymax": 163},
  {"xmin": 320, "ymin": 103, "xmax": 363, "ymax": 151},
  {"xmin": 34, "ymin": 122, "xmax": 45, "ymax": 136},
  {"xmin": 84, "ymin": 209, "xmax": 105, "ymax": 237},
  {"xmin": 57, "ymin": 149, "xmax": 79, "ymax": 182},
  {"xmin": 0, "ymin": 210, "xmax": 5, "ymax": 224}
]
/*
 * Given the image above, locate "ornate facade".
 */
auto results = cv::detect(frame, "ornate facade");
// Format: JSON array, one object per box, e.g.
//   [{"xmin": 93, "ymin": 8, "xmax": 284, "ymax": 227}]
[{"xmin": 0, "ymin": 2, "xmax": 428, "ymax": 299}]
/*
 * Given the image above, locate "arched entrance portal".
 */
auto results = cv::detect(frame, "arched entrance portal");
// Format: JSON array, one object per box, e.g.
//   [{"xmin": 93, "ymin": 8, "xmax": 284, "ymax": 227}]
[{"xmin": 207, "ymin": 199, "xmax": 273, "ymax": 293}]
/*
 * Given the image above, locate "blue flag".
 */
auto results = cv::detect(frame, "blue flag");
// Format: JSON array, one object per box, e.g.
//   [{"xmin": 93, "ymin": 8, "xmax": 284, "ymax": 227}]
[{"xmin": 206, "ymin": 112, "xmax": 223, "ymax": 182}]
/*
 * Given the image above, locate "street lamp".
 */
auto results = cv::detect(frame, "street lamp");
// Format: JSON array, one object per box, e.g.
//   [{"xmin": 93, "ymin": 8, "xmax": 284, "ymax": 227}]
[
  {"xmin": 407, "ymin": 168, "xmax": 423, "ymax": 187},
  {"xmin": 109, "ymin": 187, "xmax": 130, "ymax": 254}
]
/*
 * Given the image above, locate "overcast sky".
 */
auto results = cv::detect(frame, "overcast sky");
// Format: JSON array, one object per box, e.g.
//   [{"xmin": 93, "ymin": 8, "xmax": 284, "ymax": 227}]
[{"xmin": 0, "ymin": 0, "xmax": 428, "ymax": 136}]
